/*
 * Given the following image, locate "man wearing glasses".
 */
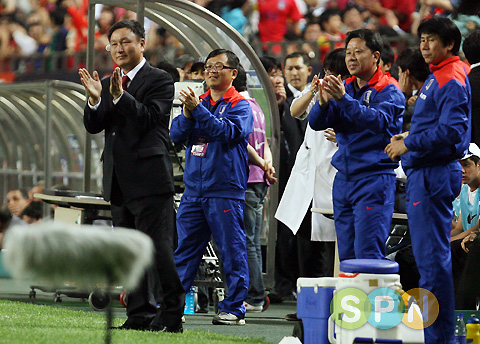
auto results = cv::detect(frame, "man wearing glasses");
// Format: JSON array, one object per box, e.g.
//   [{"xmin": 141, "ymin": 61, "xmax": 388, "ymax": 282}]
[
  {"xmin": 79, "ymin": 20, "xmax": 185, "ymax": 332},
  {"xmin": 170, "ymin": 49, "xmax": 253, "ymax": 325}
]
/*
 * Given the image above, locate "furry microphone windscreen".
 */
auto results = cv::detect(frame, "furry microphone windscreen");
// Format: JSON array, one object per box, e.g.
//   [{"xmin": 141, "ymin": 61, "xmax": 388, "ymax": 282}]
[{"xmin": 2, "ymin": 221, "xmax": 154, "ymax": 290}]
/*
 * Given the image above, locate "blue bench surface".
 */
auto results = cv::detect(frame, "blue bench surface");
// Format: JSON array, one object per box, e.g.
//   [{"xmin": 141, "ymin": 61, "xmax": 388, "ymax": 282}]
[{"xmin": 340, "ymin": 259, "xmax": 399, "ymax": 274}]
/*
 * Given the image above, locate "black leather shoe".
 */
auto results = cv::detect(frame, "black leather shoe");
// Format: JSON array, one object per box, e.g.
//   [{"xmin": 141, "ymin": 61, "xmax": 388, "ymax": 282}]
[
  {"xmin": 148, "ymin": 321, "xmax": 183, "ymax": 333},
  {"xmin": 111, "ymin": 319, "xmax": 151, "ymax": 331}
]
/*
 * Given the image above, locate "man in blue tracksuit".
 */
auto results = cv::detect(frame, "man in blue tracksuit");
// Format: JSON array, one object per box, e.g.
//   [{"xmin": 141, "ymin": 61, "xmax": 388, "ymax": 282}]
[
  {"xmin": 170, "ymin": 49, "xmax": 253, "ymax": 326},
  {"xmin": 309, "ymin": 29, "xmax": 405, "ymax": 261},
  {"xmin": 385, "ymin": 17, "xmax": 471, "ymax": 344}
]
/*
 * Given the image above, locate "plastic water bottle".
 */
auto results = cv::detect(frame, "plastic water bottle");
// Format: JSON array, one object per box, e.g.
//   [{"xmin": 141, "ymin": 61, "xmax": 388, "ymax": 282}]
[
  {"xmin": 184, "ymin": 286, "xmax": 196, "ymax": 315},
  {"xmin": 456, "ymin": 313, "xmax": 467, "ymax": 344},
  {"xmin": 466, "ymin": 316, "xmax": 480, "ymax": 344}
]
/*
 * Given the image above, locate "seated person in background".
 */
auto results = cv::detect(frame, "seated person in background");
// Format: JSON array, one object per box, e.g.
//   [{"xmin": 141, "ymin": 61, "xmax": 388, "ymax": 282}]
[
  {"xmin": 190, "ymin": 57, "xmax": 206, "ymax": 80},
  {"xmin": 156, "ymin": 60, "xmax": 180, "ymax": 82},
  {"xmin": 21, "ymin": 202, "xmax": 43, "ymax": 224},
  {"xmin": 175, "ymin": 54, "xmax": 195, "ymax": 81},
  {"xmin": 5, "ymin": 189, "xmax": 29, "ymax": 226},
  {"xmin": 395, "ymin": 47, "xmax": 431, "ymax": 131},
  {"xmin": 451, "ymin": 143, "xmax": 480, "ymax": 242},
  {"xmin": 0, "ymin": 205, "xmax": 12, "ymax": 250},
  {"xmin": 451, "ymin": 143, "xmax": 480, "ymax": 304}
]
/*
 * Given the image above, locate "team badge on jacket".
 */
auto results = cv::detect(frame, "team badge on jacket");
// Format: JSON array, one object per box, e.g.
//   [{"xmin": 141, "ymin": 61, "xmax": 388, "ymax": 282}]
[{"xmin": 362, "ymin": 90, "xmax": 373, "ymax": 106}]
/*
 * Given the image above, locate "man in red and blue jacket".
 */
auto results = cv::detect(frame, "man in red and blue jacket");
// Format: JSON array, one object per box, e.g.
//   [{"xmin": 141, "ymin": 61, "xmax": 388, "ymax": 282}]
[
  {"xmin": 386, "ymin": 17, "xmax": 471, "ymax": 344},
  {"xmin": 309, "ymin": 29, "xmax": 405, "ymax": 262},
  {"xmin": 170, "ymin": 49, "xmax": 253, "ymax": 326}
]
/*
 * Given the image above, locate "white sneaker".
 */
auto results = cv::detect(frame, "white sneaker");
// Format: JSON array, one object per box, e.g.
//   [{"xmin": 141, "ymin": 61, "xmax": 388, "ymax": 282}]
[
  {"xmin": 243, "ymin": 302, "xmax": 263, "ymax": 313},
  {"xmin": 212, "ymin": 312, "xmax": 246, "ymax": 325}
]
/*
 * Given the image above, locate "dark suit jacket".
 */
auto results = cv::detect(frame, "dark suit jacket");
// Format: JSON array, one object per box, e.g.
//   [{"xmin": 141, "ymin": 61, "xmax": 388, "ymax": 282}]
[
  {"xmin": 84, "ymin": 61, "xmax": 175, "ymax": 201},
  {"xmin": 469, "ymin": 67, "xmax": 480, "ymax": 146},
  {"xmin": 281, "ymin": 85, "xmax": 308, "ymax": 171}
]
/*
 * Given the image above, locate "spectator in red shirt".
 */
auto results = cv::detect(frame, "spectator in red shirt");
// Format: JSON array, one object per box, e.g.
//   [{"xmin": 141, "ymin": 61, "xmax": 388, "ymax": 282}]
[
  {"xmin": 257, "ymin": 0, "xmax": 303, "ymax": 53},
  {"xmin": 358, "ymin": 0, "xmax": 416, "ymax": 33}
]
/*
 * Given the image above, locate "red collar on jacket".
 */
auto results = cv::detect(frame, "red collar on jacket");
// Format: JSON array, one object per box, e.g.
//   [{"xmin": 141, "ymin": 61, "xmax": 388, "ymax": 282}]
[
  {"xmin": 431, "ymin": 56, "xmax": 471, "ymax": 88},
  {"xmin": 200, "ymin": 86, "xmax": 244, "ymax": 107},
  {"xmin": 344, "ymin": 66, "xmax": 399, "ymax": 92}
]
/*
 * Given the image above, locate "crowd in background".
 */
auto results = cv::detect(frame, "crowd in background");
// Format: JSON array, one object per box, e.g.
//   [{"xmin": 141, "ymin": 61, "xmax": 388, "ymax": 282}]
[{"xmin": 0, "ymin": 0, "xmax": 479, "ymax": 74}]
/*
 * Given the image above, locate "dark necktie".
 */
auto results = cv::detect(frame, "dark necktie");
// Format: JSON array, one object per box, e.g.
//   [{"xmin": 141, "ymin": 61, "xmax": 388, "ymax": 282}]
[{"xmin": 122, "ymin": 75, "xmax": 129, "ymax": 90}]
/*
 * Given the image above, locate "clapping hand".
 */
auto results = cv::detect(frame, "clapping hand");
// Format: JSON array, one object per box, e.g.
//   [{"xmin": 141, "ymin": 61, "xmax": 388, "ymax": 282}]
[
  {"xmin": 110, "ymin": 67, "xmax": 123, "ymax": 100},
  {"xmin": 323, "ymin": 74, "xmax": 345, "ymax": 102},
  {"xmin": 79, "ymin": 68, "xmax": 102, "ymax": 106},
  {"xmin": 179, "ymin": 86, "xmax": 200, "ymax": 119}
]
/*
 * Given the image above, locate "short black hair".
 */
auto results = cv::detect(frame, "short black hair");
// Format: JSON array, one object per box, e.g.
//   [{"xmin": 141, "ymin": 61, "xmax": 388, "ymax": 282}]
[
  {"xmin": 470, "ymin": 155, "xmax": 480, "ymax": 164},
  {"xmin": 396, "ymin": 47, "xmax": 430, "ymax": 82},
  {"xmin": 21, "ymin": 202, "xmax": 42, "ymax": 221},
  {"xmin": 206, "ymin": 49, "xmax": 240, "ymax": 70},
  {"xmin": 324, "ymin": 48, "xmax": 350, "ymax": 79},
  {"xmin": 319, "ymin": 8, "xmax": 341, "ymax": 31},
  {"xmin": 417, "ymin": 16, "xmax": 461, "ymax": 56},
  {"xmin": 8, "ymin": 188, "xmax": 29, "ymax": 200},
  {"xmin": 232, "ymin": 64, "xmax": 247, "ymax": 92},
  {"xmin": 342, "ymin": 3, "xmax": 363, "ymax": 19},
  {"xmin": 346, "ymin": 29, "xmax": 383, "ymax": 64},
  {"xmin": 108, "ymin": 19, "xmax": 145, "ymax": 41},
  {"xmin": 260, "ymin": 55, "xmax": 282, "ymax": 73},
  {"xmin": 0, "ymin": 205, "xmax": 11, "ymax": 231},
  {"xmin": 156, "ymin": 60, "xmax": 180, "ymax": 82},
  {"xmin": 284, "ymin": 52, "xmax": 310, "ymax": 66},
  {"xmin": 381, "ymin": 42, "xmax": 395, "ymax": 65},
  {"xmin": 50, "ymin": 7, "xmax": 67, "ymax": 26},
  {"xmin": 463, "ymin": 29, "xmax": 480, "ymax": 65}
]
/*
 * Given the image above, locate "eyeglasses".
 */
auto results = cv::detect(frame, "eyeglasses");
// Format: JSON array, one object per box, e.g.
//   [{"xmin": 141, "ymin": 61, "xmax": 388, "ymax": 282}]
[{"xmin": 204, "ymin": 63, "xmax": 235, "ymax": 72}]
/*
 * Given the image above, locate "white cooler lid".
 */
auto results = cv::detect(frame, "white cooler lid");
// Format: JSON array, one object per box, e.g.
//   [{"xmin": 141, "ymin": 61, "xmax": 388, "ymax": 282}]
[{"xmin": 297, "ymin": 277, "xmax": 337, "ymax": 288}]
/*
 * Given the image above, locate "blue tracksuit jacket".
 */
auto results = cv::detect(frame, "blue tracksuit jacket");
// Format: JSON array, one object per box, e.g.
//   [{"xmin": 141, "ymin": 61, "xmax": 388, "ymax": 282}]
[
  {"xmin": 309, "ymin": 67, "xmax": 405, "ymax": 181},
  {"xmin": 403, "ymin": 56, "xmax": 471, "ymax": 169},
  {"xmin": 170, "ymin": 86, "xmax": 253, "ymax": 200}
]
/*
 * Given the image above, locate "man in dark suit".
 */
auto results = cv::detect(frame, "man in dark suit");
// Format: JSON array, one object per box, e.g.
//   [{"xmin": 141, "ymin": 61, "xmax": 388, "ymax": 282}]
[
  {"xmin": 463, "ymin": 29, "xmax": 480, "ymax": 146},
  {"xmin": 79, "ymin": 20, "xmax": 184, "ymax": 333}
]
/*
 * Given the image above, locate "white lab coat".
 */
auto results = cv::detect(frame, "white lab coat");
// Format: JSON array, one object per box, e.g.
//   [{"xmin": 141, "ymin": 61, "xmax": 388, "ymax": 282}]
[{"xmin": 275, "ymin": 88, "xmax": 338, "ymax": 241}]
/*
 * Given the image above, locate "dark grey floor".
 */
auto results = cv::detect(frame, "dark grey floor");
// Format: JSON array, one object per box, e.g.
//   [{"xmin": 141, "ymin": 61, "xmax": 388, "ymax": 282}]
[{"xmin": 0, "ymin": 278, "xmax": 298, "ymax": 343}]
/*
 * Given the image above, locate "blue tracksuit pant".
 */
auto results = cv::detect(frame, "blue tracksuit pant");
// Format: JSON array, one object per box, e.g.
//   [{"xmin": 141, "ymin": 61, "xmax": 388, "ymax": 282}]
[
  {"xmin": 333, "ymin": 174, "xmax": 396, "ymax": 261},
  {"xmin": 406, "ymin": 162, "xmax": 462, "ymax": 344},
  {"xmin": 174, "ymin": 195, "xmax": 249, "ymax": 318}
]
